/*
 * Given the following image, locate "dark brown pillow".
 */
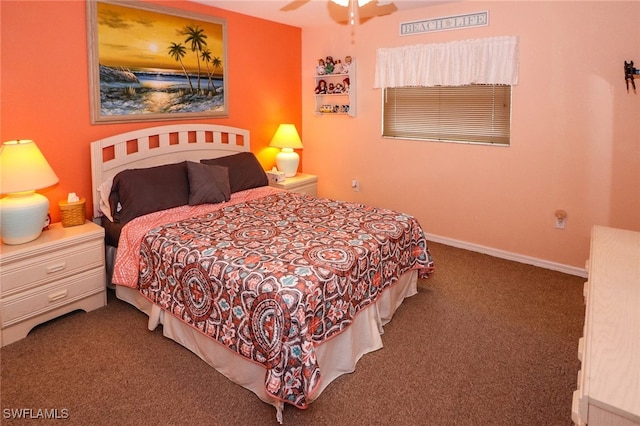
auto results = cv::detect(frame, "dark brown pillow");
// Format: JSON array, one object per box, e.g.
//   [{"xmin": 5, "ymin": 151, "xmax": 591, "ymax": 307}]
[
  {"xmin": 200, "ymin": 152, "xmax": 268, "ymax": 193},
  {"xmin": 187, "ymin": 161, "xmax": 230, "ymax": 205},
  {"xmin": 110, "ymin": 161, "xmax": 189, "ymax": 224}
]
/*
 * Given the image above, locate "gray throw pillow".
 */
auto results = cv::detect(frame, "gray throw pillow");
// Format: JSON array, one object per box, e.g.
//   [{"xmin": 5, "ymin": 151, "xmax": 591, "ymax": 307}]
[{"xmin": 187, "ymin": 161, "xmax": 231, "ymax": 205}]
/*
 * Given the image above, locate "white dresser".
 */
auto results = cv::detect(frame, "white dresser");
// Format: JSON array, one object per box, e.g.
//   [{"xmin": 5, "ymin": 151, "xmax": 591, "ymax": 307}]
[
  {"xmin": 0, "ymin": 221, "xmax": 106, "ymax": 347},
  {"xmin": 572, "ymin": 225, "xmax": 640, "ymax": 425}
]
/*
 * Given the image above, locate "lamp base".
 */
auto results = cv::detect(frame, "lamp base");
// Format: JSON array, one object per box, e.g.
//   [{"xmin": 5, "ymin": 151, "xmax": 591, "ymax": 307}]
[
  {"xmin": 275, "ymin": 147, "xmax": 300, "ymax": 178},
  {"xmin": 0, "ymin": 191, "xmax": 49, "ymax": 245}
]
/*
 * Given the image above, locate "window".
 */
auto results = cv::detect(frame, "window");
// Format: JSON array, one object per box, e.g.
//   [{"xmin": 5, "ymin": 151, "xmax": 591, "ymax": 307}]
[{"xmin": 382, "ymin": 84, "xmax": 512, "ymax": 146}]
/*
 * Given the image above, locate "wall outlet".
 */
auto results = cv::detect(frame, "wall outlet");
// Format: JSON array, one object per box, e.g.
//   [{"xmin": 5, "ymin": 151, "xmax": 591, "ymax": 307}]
[{"xmin": 555, "ymin": 210, "xmax": 567, "ymax": 229}]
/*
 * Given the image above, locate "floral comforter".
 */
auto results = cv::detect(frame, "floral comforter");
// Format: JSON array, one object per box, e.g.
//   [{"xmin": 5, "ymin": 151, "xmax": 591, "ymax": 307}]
[{"xmin": 113, "ymin": 188, "xmax": 434, "ymax": 408}]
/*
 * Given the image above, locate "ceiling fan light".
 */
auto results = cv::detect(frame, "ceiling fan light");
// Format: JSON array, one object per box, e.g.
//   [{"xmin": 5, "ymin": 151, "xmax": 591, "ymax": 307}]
[
  {"xmin": 331, "ymin": 0, "xmax": 350, "ymax": 6},
  {"xmin": 358, "ymin": 0, "xmax": 372, "ymax": 6}
]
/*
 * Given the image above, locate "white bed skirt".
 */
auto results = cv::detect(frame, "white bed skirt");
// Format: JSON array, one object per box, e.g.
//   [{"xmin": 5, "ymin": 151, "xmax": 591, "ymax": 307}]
[{"xmin": 115, "ymin": 269, "xmax": 418, "ymax": 423}]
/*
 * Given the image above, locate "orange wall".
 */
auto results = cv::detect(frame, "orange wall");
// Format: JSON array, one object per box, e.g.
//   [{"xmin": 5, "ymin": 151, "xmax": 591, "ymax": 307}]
[
  {"xmin": 0, "ymin": 0, "xmax": 301, "ymax": 223},
  {"xmin": 302, "ymin": 1, "xmax": 640, "ymax": 269}
]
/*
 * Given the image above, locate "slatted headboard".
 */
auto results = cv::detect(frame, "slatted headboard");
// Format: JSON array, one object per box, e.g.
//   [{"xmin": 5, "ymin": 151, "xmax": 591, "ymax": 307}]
[{"xmin": 90, "ymin": 124, "xmax": 250, "ymax": 220}]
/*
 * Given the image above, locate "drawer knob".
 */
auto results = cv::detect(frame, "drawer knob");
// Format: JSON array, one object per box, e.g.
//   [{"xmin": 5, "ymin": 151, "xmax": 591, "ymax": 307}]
[
  {"xmin": 48, "ymin": 290, "xmax": 68, "ymax": 302},
  {"xmin": 46, "ymin": 263, "xmax": 66, "ymax": 274}
]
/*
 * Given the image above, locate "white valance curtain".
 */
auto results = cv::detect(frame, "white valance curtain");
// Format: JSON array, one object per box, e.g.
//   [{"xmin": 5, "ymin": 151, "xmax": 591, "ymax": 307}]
[{"xmin": 374, "ymin": 35, "xmax": 519, "ymax": 88}]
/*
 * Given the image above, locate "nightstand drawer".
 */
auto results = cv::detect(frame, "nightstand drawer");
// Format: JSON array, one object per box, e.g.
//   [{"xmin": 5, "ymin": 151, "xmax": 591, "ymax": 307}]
[
  {"xmin": 291, "ymin": 182, "xmax": 318, "ymax": 197},
  {"xmin": 0, "ymin": 268, "xmax": 105, "ymax": 327},
  {"xmin": 1, "ymin": 240, "xmax": 104, "ymax": 296},
  {"xmin": 269, "ymin": 173, "xmax": 318, "ymax": 196}
]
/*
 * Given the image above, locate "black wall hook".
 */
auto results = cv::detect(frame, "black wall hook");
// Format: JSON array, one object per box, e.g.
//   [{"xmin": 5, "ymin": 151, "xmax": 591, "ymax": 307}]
[{"xmin": 624, "ymin": 60, "xmax": 638, "ymax": 93}]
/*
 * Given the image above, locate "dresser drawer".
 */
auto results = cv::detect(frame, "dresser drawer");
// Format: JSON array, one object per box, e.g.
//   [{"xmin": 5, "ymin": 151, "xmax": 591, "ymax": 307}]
[
  {"xmin": 577, "ymin": 337, "xmax": 584, "ymax": 362},
  {"xmin": 572, "ymin": 390, "xmax": 585, "ymax": 425},
  {"xmin": 1, "ymin": 268, "xmax": 104, "ymax": 327},
  {"xmin": 0, "ymin": 239, "xmax": 104, "ymax": 296}
]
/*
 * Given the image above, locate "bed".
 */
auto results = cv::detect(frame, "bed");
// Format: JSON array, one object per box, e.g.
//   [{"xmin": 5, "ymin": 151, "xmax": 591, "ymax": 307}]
[{"xmin": 90, "ymin": 124, "xmax": 434, "ymax": 423}]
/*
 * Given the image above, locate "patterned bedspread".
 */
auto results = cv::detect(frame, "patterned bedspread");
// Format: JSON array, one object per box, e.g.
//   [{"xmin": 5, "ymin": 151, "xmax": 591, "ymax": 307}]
[{"xmin": 113, "ymin": 188, "xmax": 434, "ymax": 408}]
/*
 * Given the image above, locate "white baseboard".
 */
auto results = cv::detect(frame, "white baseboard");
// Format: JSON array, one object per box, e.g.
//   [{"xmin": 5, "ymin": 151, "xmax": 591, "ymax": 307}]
[{"xmin": 424, "ymin": 233, "xmax": 588, "ymax": 278}]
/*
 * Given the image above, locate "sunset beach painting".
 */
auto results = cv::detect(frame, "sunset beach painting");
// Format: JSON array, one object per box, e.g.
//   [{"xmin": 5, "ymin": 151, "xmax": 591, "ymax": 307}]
[{"xmin": 87, "ymin": 1, "xmax": 227, "ymax": 123}]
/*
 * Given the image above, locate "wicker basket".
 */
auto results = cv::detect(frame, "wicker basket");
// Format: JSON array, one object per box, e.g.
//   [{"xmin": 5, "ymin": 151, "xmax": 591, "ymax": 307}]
[{"xmin": 58, "ymin": 197, "xmax": 86, "ymax": 227}]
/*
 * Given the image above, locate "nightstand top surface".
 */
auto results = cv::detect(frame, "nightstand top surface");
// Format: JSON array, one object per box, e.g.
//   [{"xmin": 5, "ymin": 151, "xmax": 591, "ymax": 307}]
[
  {"xmin": 0, "ymin": 221, "xmax": 104, "ymax": 260},
  {"xmin": 283, "ymin": 173, "xmax": 318, "ymax": 182}
]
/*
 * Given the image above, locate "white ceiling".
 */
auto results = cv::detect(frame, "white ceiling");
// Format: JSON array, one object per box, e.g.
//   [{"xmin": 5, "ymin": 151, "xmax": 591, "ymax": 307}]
[{"xmin": 191, "ymin": 0, "xmax": 454, "ymax": 28}]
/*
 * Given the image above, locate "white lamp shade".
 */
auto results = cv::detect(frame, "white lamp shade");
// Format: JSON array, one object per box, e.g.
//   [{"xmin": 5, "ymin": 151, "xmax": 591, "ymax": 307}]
[
  {"xmin": 269, "ymin": 124, "xmax": 303, "ymax": 149},
  {"xmin": 0, "ymin": 140, "xmax": 59, "ymax": 194},
  {"xmin": 0, "ymin": 140, "xmax": 59, "ymax": 244},
  {"xmin": 270, "ymin": 124, "xmax": 303, "ymax": 177}
]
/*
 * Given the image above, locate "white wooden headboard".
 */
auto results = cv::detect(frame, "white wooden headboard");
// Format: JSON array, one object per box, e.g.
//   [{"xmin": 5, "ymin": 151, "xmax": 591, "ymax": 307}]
[{"xmin": 90, "ymin": 124, "xmax": 250, "ymax": 219}]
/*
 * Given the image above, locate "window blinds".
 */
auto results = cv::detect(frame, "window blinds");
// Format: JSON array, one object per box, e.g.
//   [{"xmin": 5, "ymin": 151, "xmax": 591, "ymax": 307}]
[{"xmin": 382, "ymin": 85, "xmax": 512, "ymax": 145}]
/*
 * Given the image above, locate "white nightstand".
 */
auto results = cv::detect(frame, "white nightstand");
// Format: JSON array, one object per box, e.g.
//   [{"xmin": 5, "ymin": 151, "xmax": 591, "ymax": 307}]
[
  {"xmin": 269, "ymin": 173, "xmax": 318, "ymax": 197},
  {"xmin": 0, "ymin": 221, "xmax": 106, "ymax": 347}
]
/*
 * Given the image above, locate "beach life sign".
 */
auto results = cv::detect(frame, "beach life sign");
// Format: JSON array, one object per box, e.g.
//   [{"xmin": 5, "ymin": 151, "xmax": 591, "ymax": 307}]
[
  {"xmin": 400, "ymin": 11, "xmax": 489, "ymax": 36},
  {"xmin": 87, "ymin": 0, "xmax": 228, "ymax": 123}
]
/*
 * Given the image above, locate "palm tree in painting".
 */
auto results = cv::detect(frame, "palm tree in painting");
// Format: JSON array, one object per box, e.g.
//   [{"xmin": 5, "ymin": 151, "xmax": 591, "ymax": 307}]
[
  {"xmin": 212, "ymin": 56, "xmax": 222, "ymax": 76},
  {"xmin": 183, "ymin": 25, "xmax": 207, "ymax": 92},
  {"xmin": 211, "ymin": 56, "xmax": 223, "ymax": 92},
  {"xmin": 200, "ymin": 48, "xmax": 214, "ymax": 92},
  {"xmin": 167, "ymin": 42, "xmax": 194, "ymax": 93}
]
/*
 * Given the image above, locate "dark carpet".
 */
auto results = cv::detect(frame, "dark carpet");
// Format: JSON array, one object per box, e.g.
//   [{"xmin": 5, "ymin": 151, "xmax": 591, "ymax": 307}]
[{"xmin": 0, "ymin": 242, "xmax": 585, "ymax": 425}]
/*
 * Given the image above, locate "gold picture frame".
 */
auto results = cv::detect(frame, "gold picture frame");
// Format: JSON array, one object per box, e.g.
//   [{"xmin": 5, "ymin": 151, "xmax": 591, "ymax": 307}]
[{"xmin": 87, "ymin": 0, "xmax": 228, "ymax": 123}]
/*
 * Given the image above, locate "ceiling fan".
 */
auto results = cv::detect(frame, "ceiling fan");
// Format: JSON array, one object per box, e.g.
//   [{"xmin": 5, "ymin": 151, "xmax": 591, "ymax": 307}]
[{"xmin": 281, "ymin": 0, "xmax": 398, "ymax": 25}]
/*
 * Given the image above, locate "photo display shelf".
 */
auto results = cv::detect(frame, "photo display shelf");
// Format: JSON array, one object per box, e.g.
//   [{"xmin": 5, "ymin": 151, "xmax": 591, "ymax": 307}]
[{"xmin": 314, "ymin": 56, "xmax": 356, "ymax": 117}]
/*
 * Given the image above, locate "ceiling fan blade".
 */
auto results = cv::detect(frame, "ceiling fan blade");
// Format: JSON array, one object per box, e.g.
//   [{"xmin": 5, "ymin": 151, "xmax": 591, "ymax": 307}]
[
  {"xmin": 358, "ymin": 1, "xmax": 398, "ymax": 19},
  {"xmin": 280, "ymin": 0, "xmax": 312, "ymax": 12},
  {"xmin": 330, "ymin": 1, "xmax": 398, "ymax": 25},
  {"xmin": 327, "ymin": 1, "xmax": 351, "ymax": 25}
]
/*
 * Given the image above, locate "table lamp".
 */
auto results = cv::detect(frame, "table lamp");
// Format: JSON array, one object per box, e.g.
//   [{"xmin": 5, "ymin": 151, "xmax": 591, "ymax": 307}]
[
  {"xmin": 269, "ymin": 124, "xmax": 303, "ymax": 178},
  {"xmin": 0, "ymin": 140, "xmax": 59, "ymax": 245}
]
